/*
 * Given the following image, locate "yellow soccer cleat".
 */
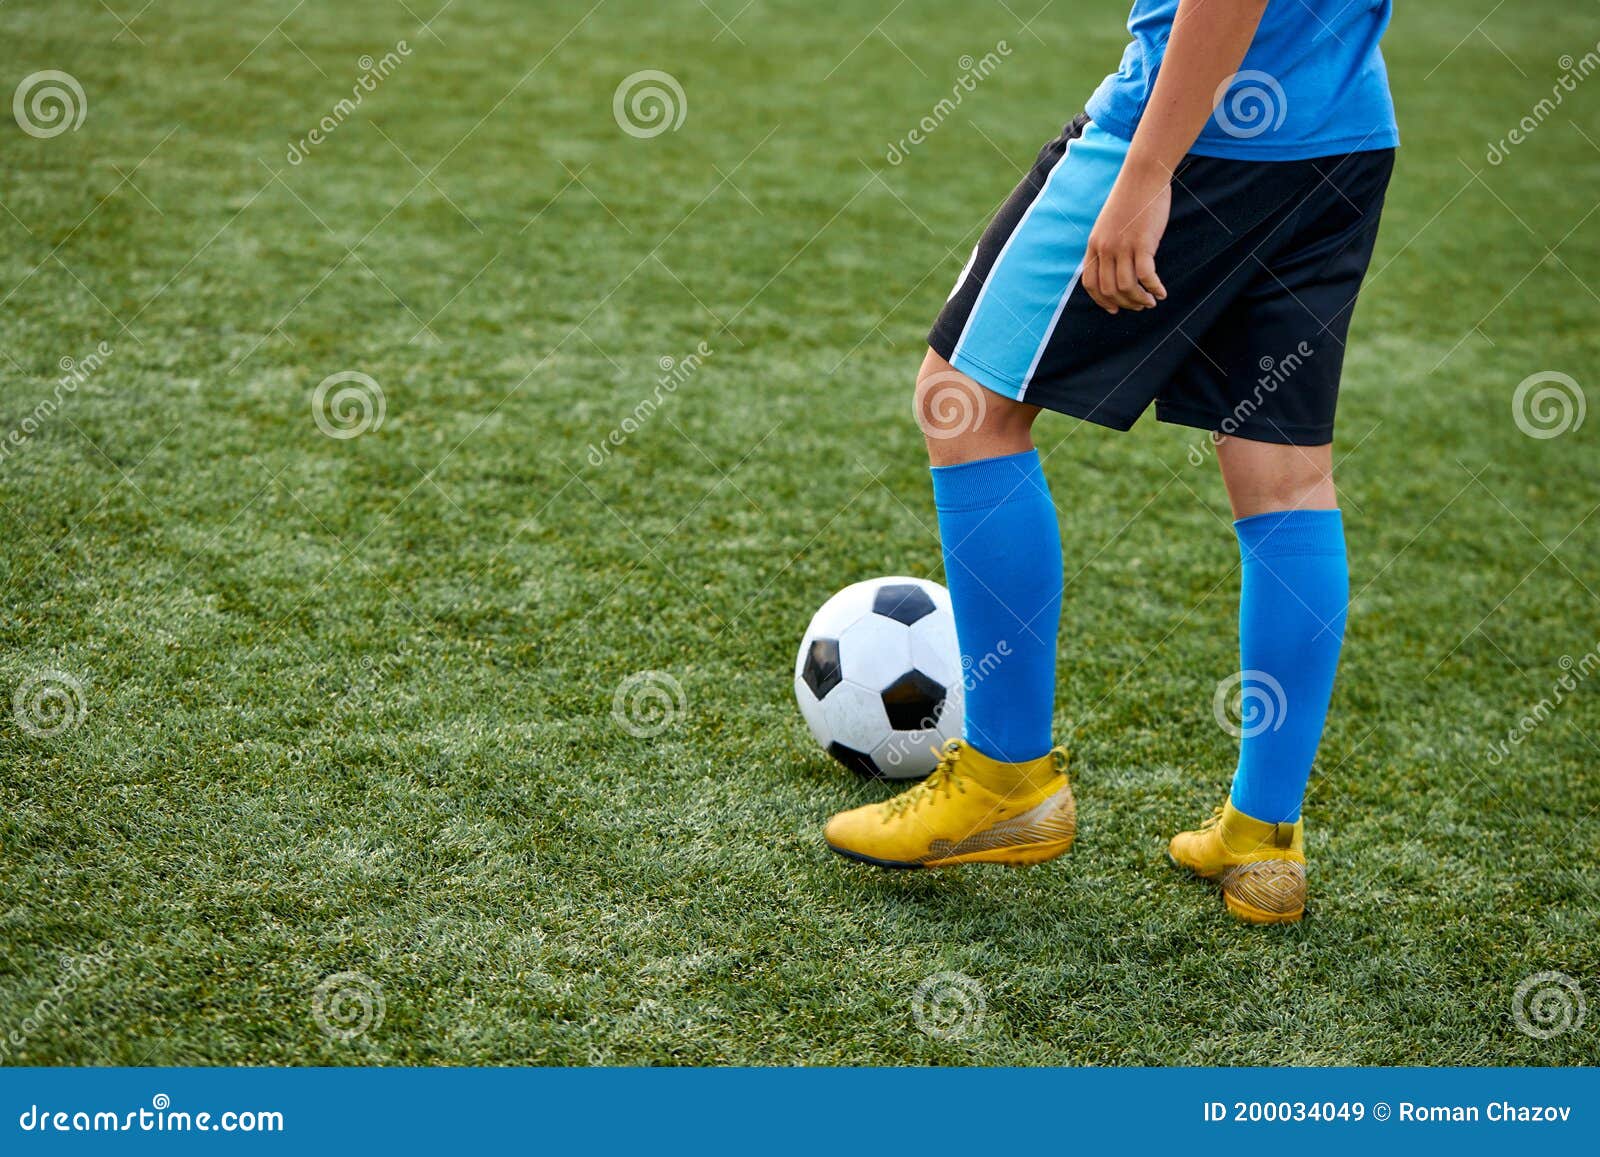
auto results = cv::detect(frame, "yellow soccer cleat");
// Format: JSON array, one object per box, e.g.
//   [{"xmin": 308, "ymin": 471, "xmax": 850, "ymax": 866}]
[
  {"xmin": 1168, "ymin": 801, "xmax": 1307, "ymax": 924},
  {"xmin": 824, "ymin": 738, "xmax": 1076, "ymax": 869}
]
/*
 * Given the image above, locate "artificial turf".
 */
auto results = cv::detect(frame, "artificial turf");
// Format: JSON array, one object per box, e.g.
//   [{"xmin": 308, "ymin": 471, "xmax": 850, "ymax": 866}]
[{"xmin": 1, "ymin": 0, "xmax": 1598, "ymax": 1065}]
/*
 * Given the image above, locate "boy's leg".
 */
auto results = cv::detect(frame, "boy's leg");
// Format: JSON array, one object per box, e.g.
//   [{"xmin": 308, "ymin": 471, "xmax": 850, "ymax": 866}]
[
  {"xmin": 1169, "ymin": 435, "xmax": 1348, "ymax": 923},
  {"xmin": 822, "ymin": 352, "xmax": 1076, "ymax": 869},
  {"xmin": 1216, "ymin": 435, "xmax": 1346, "ymax": 823},
  {"xmin": 915, "ymin": 351, "xmax": 1060, "ymax": 762},
  {"xmin": 1215, "ymin": 436, "xmax": 1335, "ymax": 519}
]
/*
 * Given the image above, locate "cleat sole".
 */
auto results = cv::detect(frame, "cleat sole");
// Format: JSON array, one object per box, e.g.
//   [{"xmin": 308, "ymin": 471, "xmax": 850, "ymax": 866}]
[
  {"xmin": 1221, "ymin": 859, "xmax": 1307, "ymax": 924},
  {"xmin": 827, "ymin": 835, "xmax": 1076, "ymax": 871},
  {"xmin": 1223, "ymin": 891, "xmax": 1305, "ymax": 924},
  {"xmin": 825, "ymin": 844, "xmax": 923, "ymax": 869},
  {"xmin": 924, "ymin": 836, "xmax": 1076, "ymax": 868}
]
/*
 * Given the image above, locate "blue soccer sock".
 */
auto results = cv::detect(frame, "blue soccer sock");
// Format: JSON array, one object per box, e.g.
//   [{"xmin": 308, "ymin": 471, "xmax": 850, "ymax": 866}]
[
  {"xmin": 930, "ymin": 449, "xmax": 1062, "ymax": 763},
  {"xmin": 1227, "ymin": 509, "xmax": 1349, "ymax": 824}
]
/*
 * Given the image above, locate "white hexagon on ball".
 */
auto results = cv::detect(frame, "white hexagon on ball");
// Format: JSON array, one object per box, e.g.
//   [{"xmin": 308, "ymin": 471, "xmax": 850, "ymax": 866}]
[
  {"xmin": 794, "ymin": 576, "xmax": 963, "ymax": 780},
  {"xmin": 836, "ymin": 612, "xmax": 912, "ymax": 693}
]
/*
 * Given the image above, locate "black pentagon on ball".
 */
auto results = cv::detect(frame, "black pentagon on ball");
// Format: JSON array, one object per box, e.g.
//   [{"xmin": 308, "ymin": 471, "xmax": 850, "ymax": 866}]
[
  {"xmin": 880, "ymin": 669, "xmax": 947, "ymax": 732},
  {"xmin": 871, "ymin": 583, "xmax": 937, "ymax": 626},
  {"xmin": 827, "ymin": 741, "xmax": 885, "ymax": 780},
  {"xmin": 801, "ymin": 638, "xmax": 842, "ymax": 699}
]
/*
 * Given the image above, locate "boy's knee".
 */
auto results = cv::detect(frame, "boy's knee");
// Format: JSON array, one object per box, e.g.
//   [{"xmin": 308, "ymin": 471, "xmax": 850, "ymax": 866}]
[
  {"xmin": 1215, "ymin": 435, "xmax": 1336, "ymax": 517},
  {"xmin": 915, "ymin": 351, "xmax": 1035, "ymax": 466},
  {"xmin": 914, "ymin": 364, "xmax": 987, "ymax": 442},
  {"xmin": 1267, "ymin": 474, "xmax": 1330, "ymax": 511}
]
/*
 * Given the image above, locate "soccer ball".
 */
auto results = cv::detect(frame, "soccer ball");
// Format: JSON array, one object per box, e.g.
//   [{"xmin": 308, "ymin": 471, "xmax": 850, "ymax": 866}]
[{"xmin": 794, "ymin": 576, "xmax": 964, "ymax": 780}]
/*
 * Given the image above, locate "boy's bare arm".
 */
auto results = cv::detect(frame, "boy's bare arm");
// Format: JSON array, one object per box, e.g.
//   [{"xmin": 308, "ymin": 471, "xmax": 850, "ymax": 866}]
[{"xmin": 1083, "ymin": 0, "xmax": 1270, "ymax": 314}]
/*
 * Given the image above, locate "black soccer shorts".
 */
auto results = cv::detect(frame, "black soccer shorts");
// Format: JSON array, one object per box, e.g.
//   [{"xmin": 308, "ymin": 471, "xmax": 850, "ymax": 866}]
[{"xmin": 928, "ymin": 114, "xmax": 1394, "ymax": 446}]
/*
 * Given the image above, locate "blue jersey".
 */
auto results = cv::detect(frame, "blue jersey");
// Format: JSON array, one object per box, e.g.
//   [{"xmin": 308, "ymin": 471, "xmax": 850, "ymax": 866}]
[{"xmin": 1085, "ymin": 0, "xmax": 1398, "ymax": 160}]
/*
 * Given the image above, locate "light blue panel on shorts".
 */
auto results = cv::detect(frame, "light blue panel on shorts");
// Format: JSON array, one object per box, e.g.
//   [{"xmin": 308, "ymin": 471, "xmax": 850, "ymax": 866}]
[{"xmin": 950, "ymin": 121, "xmax": 1128, "ymax": 399}]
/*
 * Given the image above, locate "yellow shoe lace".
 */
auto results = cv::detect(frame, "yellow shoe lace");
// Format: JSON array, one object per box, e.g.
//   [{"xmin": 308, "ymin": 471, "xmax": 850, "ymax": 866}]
[
  {"xmin": 880, "ymin": 738, "xmax": 968, "ymax": 820},
  {"xmin": 878, "ymin": 741, "xmax": 1071, "ymax": 823},
  {"xmin": 1199, "ymin": 805, "xmax": 1225, "ymax": 832}
]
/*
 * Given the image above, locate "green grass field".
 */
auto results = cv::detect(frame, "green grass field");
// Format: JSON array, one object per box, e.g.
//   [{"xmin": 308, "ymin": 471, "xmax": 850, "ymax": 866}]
[{"xmin": 2, "ymin": 0, "xmax": 1598, "ymax": 1066}]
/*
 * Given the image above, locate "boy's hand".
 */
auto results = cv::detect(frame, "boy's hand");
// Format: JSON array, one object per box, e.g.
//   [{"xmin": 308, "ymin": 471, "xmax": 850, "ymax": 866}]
[
  {"xmin": 1083, "ymin": 165, "xmax": 1171, "ymax": 314},
  {"xmin": 1081, "ymin": 0, "xmax": 1270, "ymax": 315}
]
